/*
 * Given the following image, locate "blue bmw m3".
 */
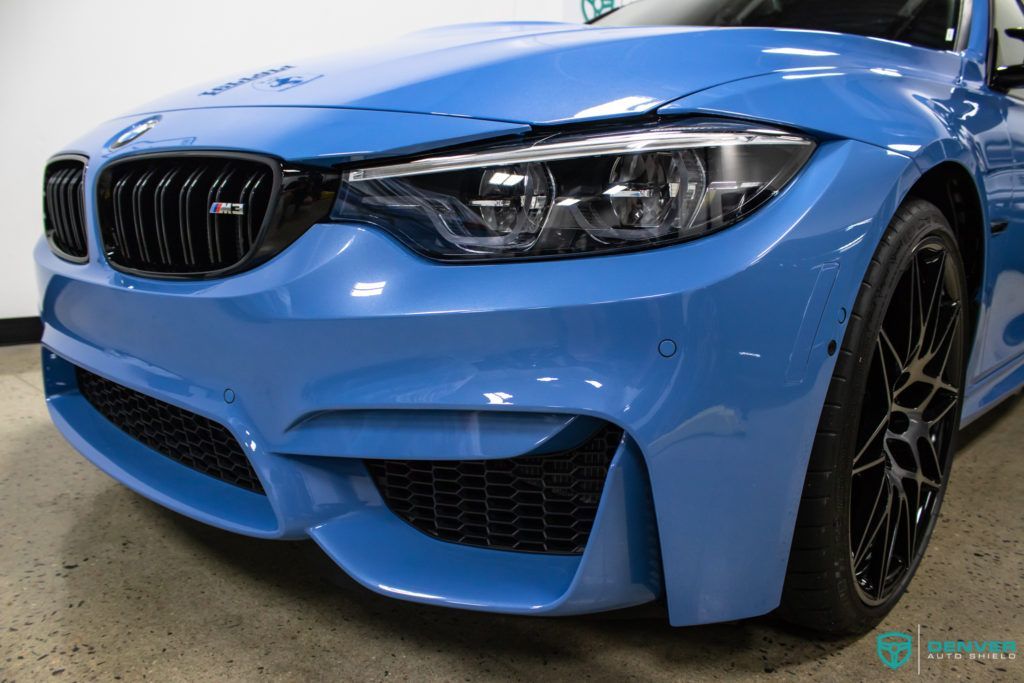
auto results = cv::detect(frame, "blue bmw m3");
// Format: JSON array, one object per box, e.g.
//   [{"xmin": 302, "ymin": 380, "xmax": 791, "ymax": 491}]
[{"xmin": 35, "ymin": 0, "xmax": 1024, "ymax": 635}]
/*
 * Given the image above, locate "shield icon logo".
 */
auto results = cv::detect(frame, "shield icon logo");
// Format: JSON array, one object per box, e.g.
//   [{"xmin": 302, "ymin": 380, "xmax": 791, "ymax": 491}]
[{"xmin": 877, "ymin": 632, "xmax": 913, "ymax": 670}]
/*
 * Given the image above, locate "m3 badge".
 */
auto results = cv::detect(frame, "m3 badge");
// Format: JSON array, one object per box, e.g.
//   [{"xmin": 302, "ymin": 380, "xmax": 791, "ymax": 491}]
[{"xmin": 209, "ymin": 203, "xmax": 245, "ymax": 216}]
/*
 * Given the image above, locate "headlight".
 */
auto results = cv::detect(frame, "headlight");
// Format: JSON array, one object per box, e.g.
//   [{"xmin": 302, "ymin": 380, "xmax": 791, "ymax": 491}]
[{"xmin": 333, "ymin": 120, "xmax": 814, "ymax": 261}]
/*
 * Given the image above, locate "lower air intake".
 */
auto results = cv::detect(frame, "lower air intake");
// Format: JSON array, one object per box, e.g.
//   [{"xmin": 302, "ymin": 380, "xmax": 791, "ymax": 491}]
[
  {"xmin": 76, "ymin": 366, "xmax": 264, "ymax": 494},
  {"xmin": 365, "ymin": 424, "xmax": 623, "ymax": 555}
]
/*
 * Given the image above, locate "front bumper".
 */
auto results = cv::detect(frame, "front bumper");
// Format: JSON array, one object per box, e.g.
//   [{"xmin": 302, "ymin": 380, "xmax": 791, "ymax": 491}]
[{"xmin": 37, "ymin": 134, "xmax": 914, "ymax": 626}]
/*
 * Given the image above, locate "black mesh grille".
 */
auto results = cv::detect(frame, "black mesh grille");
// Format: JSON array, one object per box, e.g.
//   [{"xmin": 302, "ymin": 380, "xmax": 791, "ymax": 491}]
[
  {"xmin": 44, "ymin": 158, "xmax": 88, "ymax": 260},
  {"xmin": 76, "ymin": 367, "xmax": 264, "ymax": 494},
  {"xmin": 97, "ymin": 156, "xmax": 275, "ymax": 276},
  {"xmin": 365, "ymin": 424, "xmax": 623, "ymax": 555}
]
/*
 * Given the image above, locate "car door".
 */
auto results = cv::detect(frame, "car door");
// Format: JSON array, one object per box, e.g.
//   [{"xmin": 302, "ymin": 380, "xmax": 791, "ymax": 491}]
[{"xmin": 983, "ymin": 0, "xmax": 1024, "ymax": 371}]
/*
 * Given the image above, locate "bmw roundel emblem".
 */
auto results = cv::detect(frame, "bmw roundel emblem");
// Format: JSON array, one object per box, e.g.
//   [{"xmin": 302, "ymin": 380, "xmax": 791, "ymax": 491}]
[{"xmin": 109, "ymin": 116, "xmax": 161, "ymax": 150}]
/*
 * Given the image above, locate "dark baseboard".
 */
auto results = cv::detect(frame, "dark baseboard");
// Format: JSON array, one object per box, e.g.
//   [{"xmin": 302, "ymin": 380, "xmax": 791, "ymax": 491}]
[{"xmin": 0, "ymin": 317, "xmax": 42, "ymax": 346}]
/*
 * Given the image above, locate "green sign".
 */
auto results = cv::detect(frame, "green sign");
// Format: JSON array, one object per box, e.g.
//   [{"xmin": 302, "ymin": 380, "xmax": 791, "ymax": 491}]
[{"xmin": 581, "ymin": 0, "xmax": 618, "ymax": 22}]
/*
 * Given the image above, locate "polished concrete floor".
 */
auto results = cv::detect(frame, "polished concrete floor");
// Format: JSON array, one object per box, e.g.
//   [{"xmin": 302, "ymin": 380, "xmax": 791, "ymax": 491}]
[{"xmin": 0, "ymin": 343, "xmax": 1020, "ymax": 682}]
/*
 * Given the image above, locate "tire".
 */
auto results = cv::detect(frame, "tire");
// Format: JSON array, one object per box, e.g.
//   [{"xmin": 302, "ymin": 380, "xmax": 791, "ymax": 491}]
[{"xmin": 778, "ymin": 198, "xmax": 969, "ymax": 635}]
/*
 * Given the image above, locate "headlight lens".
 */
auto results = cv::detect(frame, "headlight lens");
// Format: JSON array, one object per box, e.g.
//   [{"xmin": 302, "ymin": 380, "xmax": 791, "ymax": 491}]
[{"xmin": 333, "ymin": 121, "xmax": 814, "ymax": 261}]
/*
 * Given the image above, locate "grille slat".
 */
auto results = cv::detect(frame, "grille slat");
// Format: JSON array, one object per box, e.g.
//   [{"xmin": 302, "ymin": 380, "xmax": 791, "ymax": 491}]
[
  {"xmin": 69, "ymin": 171, "xmax": 86, "ymax": 254},
  {"xmin": 57, "ymin": 169, "xmax": 75, "ymax": 251},
  {"xmin": 239, "ymin": 170, "xmax": 263, "ymax": 252},
  {"xmin": 131, "ymin": 168, "xmax": 157, "ymax": 263},
  {"xmin": 45, "ymin": 171, "xmax": 63, "ymax": 248},
  {"xmin": 154, "ymin": 166, "xmax": 180, "ymax": 266},
  {"xmin": 112, "ymin": 171, "xmax": 136, "ymax": 261},
  {"xmin": 206, "ymin": 165, "xmax": 231, "ymax": 263},
  {"xmin": 76, "ymin": 366, "xmax": 264, "ymax": 494},
  {"xmin": 67, "ymin": 169, "xmax": 84, "ymax": 253},
  {"xmin": 365, "ymin": 425, "xmax": 622, "ymax": 555},
  {"xmin": 53, "ymin": 169, "xmax": 68, "ymax": 244},
  {"xmin": 43, "ymin": 159, "xmax": 88, "ymax": 260},
  {"xmin": 180, "ymin": 167, "xmax": 207, "ymax": 267}
]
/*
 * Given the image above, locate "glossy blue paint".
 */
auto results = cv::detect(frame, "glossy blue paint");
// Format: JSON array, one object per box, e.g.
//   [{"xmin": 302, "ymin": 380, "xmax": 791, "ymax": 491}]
[
  {"xmin": 35, "ymin": 2, "xmax": 1024, "ymax": 627},
  {"xmin": 132, "ymin": 24, "xmax": 963, "ymax": 126},
  {"xmin": 279, "ymin": 411, "xmax": 604, "ymax": 461},
  {"xmin": 64, "ymin": 107, "xmax": 529, "ymax": 168},
  {"xmin": 37, "ymin": 136, "xmax": 914, "ymax": 624}
]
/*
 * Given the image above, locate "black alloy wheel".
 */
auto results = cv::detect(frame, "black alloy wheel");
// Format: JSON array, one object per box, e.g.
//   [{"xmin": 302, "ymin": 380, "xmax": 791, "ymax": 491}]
[{"xmin": 849, "ymin": 238, "xmax": 964, "ymax": 605}]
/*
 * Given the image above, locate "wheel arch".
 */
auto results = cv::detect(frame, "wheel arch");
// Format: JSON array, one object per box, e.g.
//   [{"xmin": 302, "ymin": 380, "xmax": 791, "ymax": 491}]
[{"xmin": 901, "ymin": 160, "xmax": 987, "ymax": 352}]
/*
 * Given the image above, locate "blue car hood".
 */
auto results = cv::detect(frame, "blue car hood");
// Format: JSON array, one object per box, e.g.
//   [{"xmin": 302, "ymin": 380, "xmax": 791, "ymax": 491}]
[{"xmin": 132, "ymin": 22, "xmax": 962, "ymax": 126}]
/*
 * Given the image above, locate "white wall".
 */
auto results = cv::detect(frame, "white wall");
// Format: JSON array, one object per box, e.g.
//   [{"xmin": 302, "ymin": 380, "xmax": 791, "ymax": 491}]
[{"xmin": 0, "ymin": 0, "xmax": 591, "ymax": 319}]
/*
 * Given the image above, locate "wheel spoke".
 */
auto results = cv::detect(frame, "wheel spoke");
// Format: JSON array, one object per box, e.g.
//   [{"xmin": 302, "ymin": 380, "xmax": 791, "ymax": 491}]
[
  {"xmin": 926, "ymin": 393, "xmax": 959, "ymax": 429},
  {"xmin": 854, "ymin": 415, "xmax": 889, "ymax": 468},
  {"xmin": 921, "ymin": 250, "xmax": 947, "ymax": 355},
  {"xmin": 877, "ymin": 330, "xmax": 903, "ymax": 403},
  {"xmin": 910, "ymin": 256, "xmax": 926, "ymax": 360},
  {"xmin": 879, "ymin": 329, "xmax": 902, "ymax": 367},
  {"xmin": 876, "ymin": 485, "xmax": 899, "ymax": 600},
  {"xmin": 918, "ymin": 437, "xmax": 945, "ymax": 489},
  {"xmin": 928, "ymin": 304, "xmax": 961, "ymax": 378},
  {"xmin": 898, "ymin": 488, "xmax": 916, "ymax": 573},
  {"xmin": 854, "ymin": 455, "xmax": 886, "ymax": 475},
  {"xmin": 853, "ymin": 477, "xmax": 890, "ymax": 569}
]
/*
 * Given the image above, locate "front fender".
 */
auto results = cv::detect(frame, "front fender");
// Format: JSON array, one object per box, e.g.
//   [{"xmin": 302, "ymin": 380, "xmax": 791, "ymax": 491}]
[
  {"xmin": 665, "ymin": 66, "xmax": 1004, "ymax": 385},
  {"xmin": 661, "ymin": 67, "xmax": 968, "ymax": 156},
  {"xmin": 636, "ymin": 139, "xmax": 921, "ymax": 625}
]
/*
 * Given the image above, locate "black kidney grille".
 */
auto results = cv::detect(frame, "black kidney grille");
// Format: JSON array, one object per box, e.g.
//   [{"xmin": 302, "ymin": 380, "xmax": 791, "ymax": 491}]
[
  {"xmin": 44, "ymin": 159, "xmax": 88, "ymax": 259},
  {"xmin": 97, "ymin": 156, "xmax": 275, "ymax": 275},
  {"xmin": 76, "ymin": 366, "xmax": 264, "ymax": 494},
  {"xmin": 365, "ymin": 424, "xmax": 623, "ymax": 555}
]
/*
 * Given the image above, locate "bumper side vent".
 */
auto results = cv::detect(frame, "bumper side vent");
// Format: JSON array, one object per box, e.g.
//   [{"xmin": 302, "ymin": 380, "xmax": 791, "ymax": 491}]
[
  {"xmin": 75, "ymin": 366, "xmax": 265, "ymax": 494},
  {"xmin": 365, "ymin": 424, "xmax": 623, "ymax": 555},
  {"xmin": 44, "ymin": 158, "xmax": 89, "ymax": 261}
]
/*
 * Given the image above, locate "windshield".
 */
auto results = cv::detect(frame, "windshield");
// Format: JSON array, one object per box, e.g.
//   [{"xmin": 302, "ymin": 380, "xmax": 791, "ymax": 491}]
[{"xmin": 591, "ymin": 0, "xmax": 964, "ymax": 51}]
